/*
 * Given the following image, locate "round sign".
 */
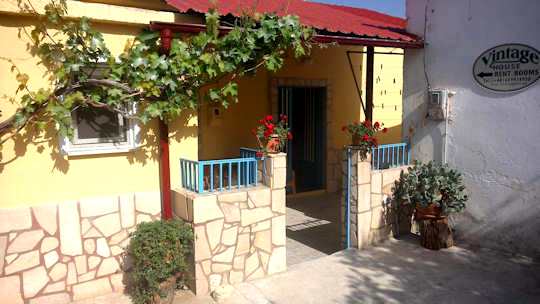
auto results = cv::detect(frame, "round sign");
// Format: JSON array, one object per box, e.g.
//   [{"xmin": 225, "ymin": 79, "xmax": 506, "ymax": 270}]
[{"xmin": 473, "ymin": 43, "xmax": 540, "ymax": 92}]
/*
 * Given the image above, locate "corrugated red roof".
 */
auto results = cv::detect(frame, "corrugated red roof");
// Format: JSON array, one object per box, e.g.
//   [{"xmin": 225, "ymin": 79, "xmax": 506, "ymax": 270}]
[{"xmin": 165, "ymin": 0, "xmax": 418, "ymax": 42}]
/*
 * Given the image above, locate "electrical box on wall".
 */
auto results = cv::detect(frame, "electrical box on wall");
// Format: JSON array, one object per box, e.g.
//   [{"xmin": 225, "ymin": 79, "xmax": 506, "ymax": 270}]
[{"xmin": 427, "ymin": 89, "xmax": 449, "ymax": 120}]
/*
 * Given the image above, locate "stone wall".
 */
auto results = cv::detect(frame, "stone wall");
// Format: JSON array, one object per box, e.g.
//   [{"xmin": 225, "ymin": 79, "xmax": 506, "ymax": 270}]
[
  {"xmin": 172, "ymin": 153, "xmax": 287, "ymax": 295},
  {"xmin": 0, "ymin": 192, "xmax": 161, "ymax": 304},
  {"xmin": 341, "ymin": 149, "xmax": 408, "ymax": 249}
]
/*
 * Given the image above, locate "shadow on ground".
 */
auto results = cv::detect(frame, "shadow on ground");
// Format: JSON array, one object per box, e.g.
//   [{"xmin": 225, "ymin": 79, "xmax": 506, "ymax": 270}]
[
  {"xmin": 285, "ymin": 192, "xmax": 342, "ymax": 265},
  {"xmin": 340, "ymin": 236, "xmax": 540, "ymax": 304},
  {"xmin": 226, "ymin": 237, "xmax": 540, "ymax": 304}
]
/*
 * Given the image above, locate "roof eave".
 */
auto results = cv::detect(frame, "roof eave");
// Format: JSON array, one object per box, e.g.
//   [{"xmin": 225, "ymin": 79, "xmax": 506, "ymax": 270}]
[
  {"xmin": 313, "ymin": 34, "xmax": 423, "ymax": 49},
  {"xmin": 149, "ymin": 21, "xmax": 424, "ymax": 49}
]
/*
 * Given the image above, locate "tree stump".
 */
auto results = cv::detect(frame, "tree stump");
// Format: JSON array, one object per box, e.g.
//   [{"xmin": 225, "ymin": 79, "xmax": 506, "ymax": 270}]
[{"xmin": 418, "ymin": 217, "xmax": 453, "ymax": 250}]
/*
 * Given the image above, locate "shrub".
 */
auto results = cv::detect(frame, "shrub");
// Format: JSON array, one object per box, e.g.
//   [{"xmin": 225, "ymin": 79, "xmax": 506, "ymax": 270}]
[
  {"xmin": 127, "ymin": 219, "xmax": 193, "ymax": 304},
  {"xmin": 392, "ymin": 161, "xmax": 468, "ymax": 215}
]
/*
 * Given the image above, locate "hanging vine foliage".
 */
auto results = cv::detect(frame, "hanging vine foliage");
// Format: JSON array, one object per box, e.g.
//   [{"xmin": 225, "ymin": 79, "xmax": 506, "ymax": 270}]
[{"xmin": 0, "ymin": 0, "xmax": 314, "ymax": 146}]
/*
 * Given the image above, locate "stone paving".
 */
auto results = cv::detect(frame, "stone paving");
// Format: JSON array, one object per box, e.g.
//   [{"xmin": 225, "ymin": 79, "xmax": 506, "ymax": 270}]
[
  {"xmin": 285, "ymin": 192, "xmax": 341, "ymax": 266},
  {"xmin": 222, "ymin": 237, "xmax": 540, "ymax": 304},
  {"xmin": 70, "ymin": 236, "xmax": 540, "ymax": 304}
]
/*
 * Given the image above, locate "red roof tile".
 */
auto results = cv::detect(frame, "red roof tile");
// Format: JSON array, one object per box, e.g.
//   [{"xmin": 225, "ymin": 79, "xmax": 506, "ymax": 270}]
[{"xmin": 165, "ymin": 0, "xmax": 418, "ymax": 42}]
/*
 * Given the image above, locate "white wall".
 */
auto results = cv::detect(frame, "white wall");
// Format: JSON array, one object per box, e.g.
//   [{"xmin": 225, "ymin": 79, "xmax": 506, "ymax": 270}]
[{"xmin": 404, "ymin": 0, "xmax": 540, "ymax": 257}]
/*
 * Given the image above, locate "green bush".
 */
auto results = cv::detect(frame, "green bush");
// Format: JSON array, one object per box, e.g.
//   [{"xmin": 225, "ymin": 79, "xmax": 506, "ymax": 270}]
[
  {"xmin": 127, "ymin": 219, "xmax": 193, "ymax": 304},
  {"xmin": 392, "ymin": 161, "xmax": 468, "ymax": 215}
]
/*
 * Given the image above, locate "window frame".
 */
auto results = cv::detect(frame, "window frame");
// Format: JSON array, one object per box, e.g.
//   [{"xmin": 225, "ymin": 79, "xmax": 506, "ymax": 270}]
[{"xmin": 60, "ymin": 64, "xmax": 140, "ymax": 156}]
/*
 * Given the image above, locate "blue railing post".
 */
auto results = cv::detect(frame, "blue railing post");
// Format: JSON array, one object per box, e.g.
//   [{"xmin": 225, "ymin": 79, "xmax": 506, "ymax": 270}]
[
  {"xmin": 228, "ymin": 163, "xmax": 232, "ymax": 190},
  {"xmin": 254, "ymin": 160, "xmax": 258, "ymax": 186},
  {"xmin": 219, "ymin": 163, "xmax": 223, "ymax": 191},
  {"xmin": 198, "ymin": 163, "xmax": 204, "ymax": 193}
]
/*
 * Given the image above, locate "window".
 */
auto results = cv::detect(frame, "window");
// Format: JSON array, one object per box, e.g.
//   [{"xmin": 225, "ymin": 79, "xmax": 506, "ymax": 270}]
[
  {"xmin": 60, "ymin": 104, "xmax": 139, "ymax": 156},
  {"xmin": 60, "ymin": 65, "xmax": 140, "ymax": 156}
]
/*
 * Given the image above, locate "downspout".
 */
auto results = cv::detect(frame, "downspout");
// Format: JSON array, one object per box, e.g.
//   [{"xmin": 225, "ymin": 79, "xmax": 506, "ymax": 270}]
[{"xmin": 159, "ymin": 28, "xmax": 173, "ymax": 220}]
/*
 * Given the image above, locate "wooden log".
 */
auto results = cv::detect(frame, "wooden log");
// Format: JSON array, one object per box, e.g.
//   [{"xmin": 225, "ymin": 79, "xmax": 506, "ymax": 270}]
[{"xmin": 418, "ymin": 217, "xmax": 453, "ymax": 250}]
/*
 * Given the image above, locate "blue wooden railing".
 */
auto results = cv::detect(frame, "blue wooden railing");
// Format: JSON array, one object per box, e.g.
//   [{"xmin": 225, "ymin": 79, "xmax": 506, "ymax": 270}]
[
  {"xmin": 371, "ymin": 143, "xmax": 410, "ymax": 170},
  {"xmin": 180, "ymin": 148, "xmax": 260, "ymax": 193},
  {"xmin": 240, "ymin": 147, "xmax": 257, "ymax": 158}
]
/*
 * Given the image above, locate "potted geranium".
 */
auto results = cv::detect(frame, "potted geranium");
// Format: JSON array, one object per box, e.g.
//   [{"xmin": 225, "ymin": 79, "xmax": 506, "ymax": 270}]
[
  {"xmin": 126, "ymin": 219, "xmax": 193, "ymax": 304},
  {"xmin": 392, "ymin": 161, "xmax": 468, "ymax": 250},
  {"xmin": 253, "ymin": 114, "xmax": 292, "ymax": 154},
  {"xmin": 342, "ymin": 120, "xmax": 387, "ymax": 159}
]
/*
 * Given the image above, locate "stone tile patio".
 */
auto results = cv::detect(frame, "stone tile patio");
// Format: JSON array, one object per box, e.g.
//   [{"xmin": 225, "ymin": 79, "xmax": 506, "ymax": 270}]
[
  {"xmin": 285, "ymin": 192, "xmax": 341, "ymax": 266},
  {"xmin": 222, "ymin": 237, "xmax": 540, "ymax": 304}
]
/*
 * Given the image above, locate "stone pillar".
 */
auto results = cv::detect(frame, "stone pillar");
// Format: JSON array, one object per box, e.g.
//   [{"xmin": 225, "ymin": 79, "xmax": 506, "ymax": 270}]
[
  {"xmin": 341, "ymin": 149, "xmax": 372, "ymax": 249},
  {"xmin": 264, "ymin": 153, "xmax": 287, "ymax": 274}
]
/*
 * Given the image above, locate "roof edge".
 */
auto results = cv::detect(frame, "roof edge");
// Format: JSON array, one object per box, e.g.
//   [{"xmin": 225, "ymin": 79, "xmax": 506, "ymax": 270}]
[{"xmin": 149, "ymin": 21, "xmax": 424, "ymax": 49}]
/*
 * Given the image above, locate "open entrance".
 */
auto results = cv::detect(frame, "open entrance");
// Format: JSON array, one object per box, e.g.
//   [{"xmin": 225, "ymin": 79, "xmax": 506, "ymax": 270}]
[
  {"xmin": 278, "ymin": 85, "xmax": 341, "ymax": 265},
  {"xmin": 278, "ymin": 86, "xmax": 326, "ymax": 193}
]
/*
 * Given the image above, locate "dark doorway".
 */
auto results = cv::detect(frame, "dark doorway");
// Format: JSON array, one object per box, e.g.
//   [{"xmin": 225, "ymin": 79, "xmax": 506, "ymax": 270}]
[{"xmin": 279, "ymin": 86, "xmax": 326, "ymax": 193}]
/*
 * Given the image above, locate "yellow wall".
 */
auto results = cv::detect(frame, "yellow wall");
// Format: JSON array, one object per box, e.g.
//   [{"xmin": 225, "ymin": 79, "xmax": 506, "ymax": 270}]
[
  {"xmin": 0, "ymin": 3, "xmax": 198, "ymax": 208},
  {"xmin": 362, "ymin": 47, "xmax": 404, "ymax": 144},
  {"xmin": 0, "ymin": 0, "xmax": 405, "ymax": 205},
  {"xmin": 199, "ymin": 70, "xmax": 270, "ymax": 160},
  {"xmin": 199, "ymin": 45, "xmax": 405, "ymax": 162},
  {"xmin": 199, "ymin": 45, "xmax": 365, "ymax": 161},
  {"xmin": 198, "ymin": 45, "xmax": 404, "ymax": 192}
]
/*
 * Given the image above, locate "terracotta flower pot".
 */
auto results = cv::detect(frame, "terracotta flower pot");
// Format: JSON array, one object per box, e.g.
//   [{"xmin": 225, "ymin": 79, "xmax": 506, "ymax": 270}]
[
  {"xmin": 352, "ymin": 134, "xmax": 361, "ymax": 146},
  {"xmin": 415, "ymin": 203, "xmax": 445, "ymax": 221},
  {"xmin": 152, "ymin": 274, "xmax": 181, "ymax": 304},
  {"xmin": 415, "ymin": 204, "xmax": 453, "ymax": 250},
  {"xmin": 266, "ymin": 134, "xmax": 280, "ymax": 153}
]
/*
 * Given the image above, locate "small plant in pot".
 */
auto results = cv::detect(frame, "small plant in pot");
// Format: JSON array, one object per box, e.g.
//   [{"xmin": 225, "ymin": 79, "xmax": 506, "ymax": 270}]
[
  {"xmin": 341, "ymin": 120, "xmax": 387, "ymax": 160},
  {"xmin": 253, "ymin": 114, "xmax": 292, "ymax": 155},
  {"xmin": 392, "ymin": 161, "xmax": 468, "ymax": 250},
  {"xmin": 126, "ymin": 219, "xmax": 193, "ymax": 304}
]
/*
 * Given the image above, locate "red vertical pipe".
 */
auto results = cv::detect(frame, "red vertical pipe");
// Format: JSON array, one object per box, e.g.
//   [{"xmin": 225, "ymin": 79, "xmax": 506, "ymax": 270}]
[{"xmin": 159, "ymin": 28, "xmax": 173, "ymax": 220}]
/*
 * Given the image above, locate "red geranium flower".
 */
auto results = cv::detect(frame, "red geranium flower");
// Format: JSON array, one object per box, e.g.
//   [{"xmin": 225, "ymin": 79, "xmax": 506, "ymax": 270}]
[
  {"xmin": 363, "ymin": 119, "xmax": 371, "ymax": 127},
  {"xmin": 256, "ymin": 151, "xmax": 264, "ymax": 158},
  {"xmin": 362, "ymin": 134, "xmax": 370, "ymax": 141},
  {"xmin": 374, "ymin": 122, "xmax": 380, "ymax": 129},
  {"xmin": 265, "ymin": 115, "xmax": 273, "ymax": 121}
]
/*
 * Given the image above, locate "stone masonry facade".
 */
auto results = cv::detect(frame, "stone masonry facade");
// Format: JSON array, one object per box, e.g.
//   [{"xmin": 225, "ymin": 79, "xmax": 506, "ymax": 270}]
[
  {"xmin": 172, "ymin": 153, "xmax": 287, "ymax": 295},
  {"xmin": 341, "ymin": 149, "xmax": 408, "ymax": 249},
  {"xmin": 0, "ymin": 191, "xmax": 161, "ymax": 304}
]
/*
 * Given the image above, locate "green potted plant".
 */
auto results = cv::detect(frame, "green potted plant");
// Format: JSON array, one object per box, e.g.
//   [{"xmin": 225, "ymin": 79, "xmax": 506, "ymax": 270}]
[
  {"xmin": 341, "ymin": 120, "xmax": 387, "ymax": 159},
  {"xmin": 392, "ymin": 161, "xmax": 468, "ymax": 250},
  {"xmin": 127, "ymin": 219, "xmax": 193, "ymax": 304},
  {"xmin": 253, "ymin": 114, "xmax": 292, "ymax": 154}
]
